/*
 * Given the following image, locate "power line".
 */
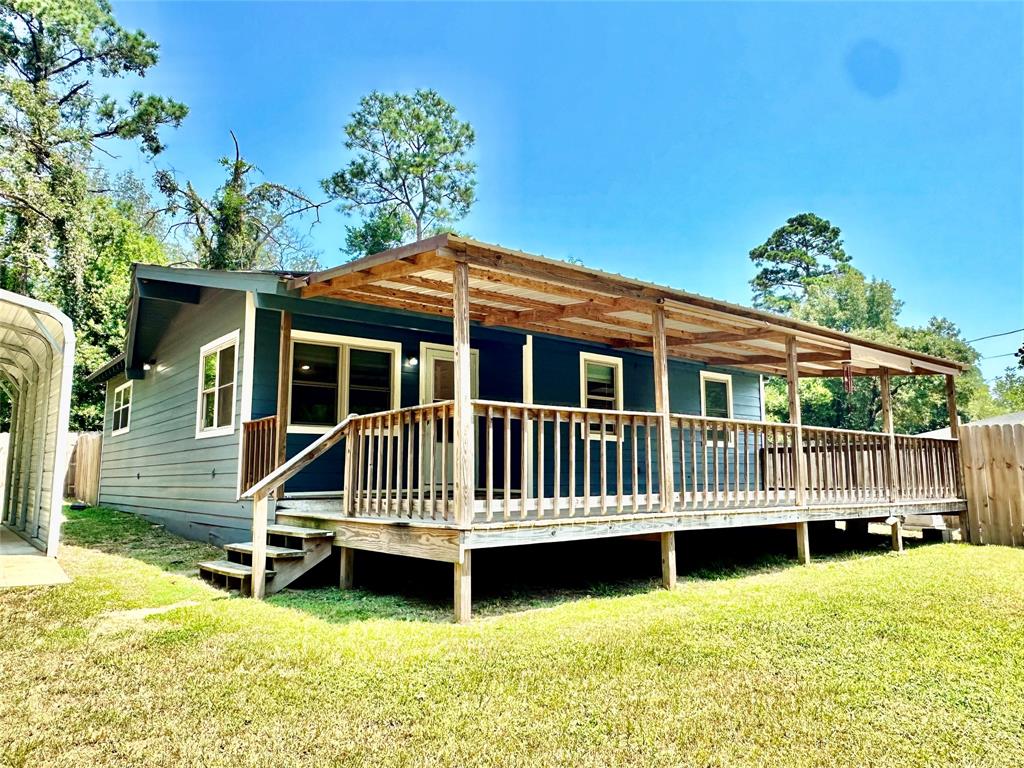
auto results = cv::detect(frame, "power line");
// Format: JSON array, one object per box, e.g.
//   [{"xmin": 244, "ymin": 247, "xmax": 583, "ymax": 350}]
[
  {"xmin": 967, "ymin": 327, "xmax": 1024, "ymax": 343},
  {"xmin": 982, "ymin": 352, "xmax": 1019, "ymax": 360}
]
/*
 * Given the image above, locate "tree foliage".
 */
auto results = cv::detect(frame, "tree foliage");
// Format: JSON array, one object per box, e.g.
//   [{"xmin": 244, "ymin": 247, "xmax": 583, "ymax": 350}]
[
  {"xmin": 749, "ymin": 213, "xmax": 851, "ymax": 312},
  {"xmin": 0, "ymin": 0, "xmax": 185, "ymax": 428},
  {"xmin": 992, "ymin": 368, "xmax": 1024, "ymax": 412},
  {"xmin": 754, "ymin": 214, "xmax": 989, "ymax": 434},
  {"xmin": 156, "ymin": 131, "xmax": 323, "ymax": 271},
  {"xmin": 323, "ymin": 89, "xmax": 475, "ymax": 251},
  {"xmin": 0, "ymin": 0, "xmax": 186, "ymax": 316}
]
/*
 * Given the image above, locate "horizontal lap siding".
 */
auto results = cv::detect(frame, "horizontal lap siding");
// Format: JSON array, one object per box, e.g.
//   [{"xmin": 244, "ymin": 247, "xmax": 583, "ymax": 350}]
[
  {"xmin": 252, "ymin": 304, "xmax": 524, "ymax": 493},
  {"xmin": 98, "ymin": 289, "xmax": 250, "ymax": 544},
  {"xmin": 249, "ymin": 304, "xmax": 764, "ymax": 497},
  {"xmin": 532, "ymin": 337, "xmax": 763, "ymax": 497}
]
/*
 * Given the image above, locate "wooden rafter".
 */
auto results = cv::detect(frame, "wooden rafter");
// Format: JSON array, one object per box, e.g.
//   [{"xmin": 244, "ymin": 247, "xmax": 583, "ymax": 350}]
[
  {"xmin": 302, "ymin": 252, "xmax": 449, "ymax": 298},
  {"xmin": 399, "ymin": 275, "xmax": 563, "ymax": 312}
]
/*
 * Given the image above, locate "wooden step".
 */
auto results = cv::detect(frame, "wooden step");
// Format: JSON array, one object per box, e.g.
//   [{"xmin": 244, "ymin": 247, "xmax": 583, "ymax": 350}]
[
  {"xmin": 224, "ymin": 542, "xmax": 306, "ymax": 560},
  {"xmin": 198, "ymin": 560, "xmax": 276, "ymax": 579},
  {"xmin": 266, "ymin": 524, "xmax": 334, "ymax": 539}
]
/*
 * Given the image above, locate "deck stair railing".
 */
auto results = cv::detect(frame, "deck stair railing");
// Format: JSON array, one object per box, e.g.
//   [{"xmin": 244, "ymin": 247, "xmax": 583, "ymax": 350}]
[{"xmin": 240, "ymin": 416, "xmax": 278, "ymax": 494}]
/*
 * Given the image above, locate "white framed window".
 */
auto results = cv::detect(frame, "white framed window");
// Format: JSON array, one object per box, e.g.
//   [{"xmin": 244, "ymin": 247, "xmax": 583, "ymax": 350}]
[
  {"xmin": 700, "ymin": 370, "xmax": 734, "ymax": 445},
  {"xmin": 700, "ymin": 371, "xmax": 733, "ymax": 419},
  {"xmin": 418, "ymin": 342, "xmax": 479, "ymax": 404},
  {"xmin": 111, "ymin": 381, "xmax": 132, "ymax": 436},
  {"xmin": 288, "ymin": 330, "xmax": 401, "ymax": 434},
  {"xmin": 196, "ymin": 330, "xmax": 239, "ymax": 439},
  {"xmin": 580, "ymin": 352, "xmax": 623, "ymax": 440}
]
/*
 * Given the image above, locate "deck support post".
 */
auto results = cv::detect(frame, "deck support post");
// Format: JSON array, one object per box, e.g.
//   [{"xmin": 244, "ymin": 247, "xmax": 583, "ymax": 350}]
[
  {"xmin": 275, "ymin": 310, "xmax": 292, "ymax": 495},
  {"xmin": 452, "ymin": 261, "xmax": 475, "ymax": 528},
  {"xmin": 795, "ymin": 521, "xmax": 811, "ymax": 565},
  {"xmin": 880, "ymin": 369, "xmax": 898, "ymax": 503},
  {"xmin": 945, "ymin": 374, "xmax": 969, "ymax": 542},
  {"xmin": 339, "ymin": 546, "xmax": 354, "ymax": 589},
  {"xmin": 250, "ymin": 493, "xmax": 268, "ymax": 599},
  {"xmin": 890, "ymin": 518, "xmax": 904, "ymax": 553},
  {"xmin": 454, "ymin": 550, "xmax": 472, "ymax": 623},
  {"xmin": 785, "ymin": 337, "xmax": 806, "ymax": 507},
  {"xmin": 651, "ymin": 304, "xmax": 676, "ymax": 512},
  {"xmin": 660, "ymin": 531, "xmax": 677, "ymax": 589}
]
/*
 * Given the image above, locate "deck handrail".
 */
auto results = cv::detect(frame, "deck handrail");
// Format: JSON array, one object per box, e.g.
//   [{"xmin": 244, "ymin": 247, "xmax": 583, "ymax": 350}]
[{"xmin": 241, "ymin": 414, "xmax": 357, "ymax": 501}]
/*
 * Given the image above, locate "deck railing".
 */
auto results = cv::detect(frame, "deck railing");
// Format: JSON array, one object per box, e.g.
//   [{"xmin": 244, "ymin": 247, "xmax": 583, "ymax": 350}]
[
  {"xmin": 243, "ymin": 400, "xmax": 963, "ymax": 527},
  {"xmin": 240, "ymin": 416, "xmax": 278, "ymax": 493}
]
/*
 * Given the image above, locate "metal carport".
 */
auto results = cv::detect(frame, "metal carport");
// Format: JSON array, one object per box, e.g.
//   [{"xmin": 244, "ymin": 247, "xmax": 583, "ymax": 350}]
[{"xmin": 0, "ymin": 288, "xmax": 74, "ymax": 558}]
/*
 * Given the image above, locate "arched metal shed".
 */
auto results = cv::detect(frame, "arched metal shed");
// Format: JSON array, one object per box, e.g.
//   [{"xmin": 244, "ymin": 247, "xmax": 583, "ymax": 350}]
[{"xmin": 0, "ymin": 289, "xmax": 75, "ymax": 557}]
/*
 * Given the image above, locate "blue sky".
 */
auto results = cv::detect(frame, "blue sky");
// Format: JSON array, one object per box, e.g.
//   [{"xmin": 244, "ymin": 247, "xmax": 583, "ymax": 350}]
[{"xmin": 108, "ymin": 2, "xmax": 1022, "ymax": 380}]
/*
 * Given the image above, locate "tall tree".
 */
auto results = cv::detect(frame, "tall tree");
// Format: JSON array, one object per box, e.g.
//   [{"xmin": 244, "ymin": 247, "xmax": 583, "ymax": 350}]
[
  {"xmin": 992, "ymin": 367, "xmax": 1024, "ymax": 412},
  {"xmin": 753, "ymin": 216, "xmax": 989, "ymax": 433},
  {"xmin": 156, "ymin": 131, "xmax": 324, "ymax": 271},
  {"xmin": 323, "ymin": 89, "xmax": 476, "ymax": 251},
  {"xmin": 0, "ymin": 0, "xmax": 187, "ymax": 321},
  {"xmin": 749, "ymin": 213, "xmax": 851, "ymax": 312}
]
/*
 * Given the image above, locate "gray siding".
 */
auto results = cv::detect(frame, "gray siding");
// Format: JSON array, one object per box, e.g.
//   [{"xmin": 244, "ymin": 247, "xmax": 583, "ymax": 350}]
[{"xmin": 98, "ymin": 288, "xmax": 251, "ymax": 544}]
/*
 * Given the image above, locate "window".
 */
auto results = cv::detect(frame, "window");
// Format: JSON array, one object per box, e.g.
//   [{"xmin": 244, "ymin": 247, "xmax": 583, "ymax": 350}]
[
  {"xmin": 196, "ymin": 331, "xmax": 238, "ymax": 438},
  {"xmin": 700, "ymin": 371, "xmax": 733, "ymax": 444},
  {"xmin": 580, "ymin": 352, "xmax": 623, "ymax": 439},
  {"xmin": 111, "ymin": 381, "xmax": 132, "ymax": 436},
  {"xmin": 288, "ymin": 331, "xmax": 401, "ymax": 433},
  {"xmin": 291, "ymin": 342, "xmax": 339, "ymax": 426},
  {"xmin": 700, "ymin": 371, "xmax": 733, "ymax": 419}
]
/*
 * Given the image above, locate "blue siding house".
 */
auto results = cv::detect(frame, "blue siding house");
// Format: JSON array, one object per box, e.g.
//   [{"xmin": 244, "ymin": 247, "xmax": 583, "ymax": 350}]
[{"xmin": 90, "ymin": 235, "xmax": 966, "ymax": 620}]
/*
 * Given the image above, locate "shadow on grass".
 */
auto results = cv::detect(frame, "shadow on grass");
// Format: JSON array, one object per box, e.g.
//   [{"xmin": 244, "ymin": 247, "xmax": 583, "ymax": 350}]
[
  {"xmin": 63, "ymin": 505, "xmax": 935, "ymax": 624},
  {"xmin": 271, "ymin": 522, "xmax": 925, "ymax": 624},
  {"xmin": 61, "ymin": 505, "xmax": 222, "ymax": 575}
]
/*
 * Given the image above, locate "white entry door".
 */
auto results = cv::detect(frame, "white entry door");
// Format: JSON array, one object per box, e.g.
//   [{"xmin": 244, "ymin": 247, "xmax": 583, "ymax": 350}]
[{"xmin": 420, "ymin": 344, "xmax": 479, "ymax": 491}]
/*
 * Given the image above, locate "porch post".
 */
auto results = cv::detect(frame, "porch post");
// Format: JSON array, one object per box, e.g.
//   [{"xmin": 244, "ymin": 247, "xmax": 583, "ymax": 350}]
[
  {"xmin": 275, "ymin": 310, "xmax": 292, "ymax": 478},
  {"xmin": 944, "ymin": 373, "xmax": 969, "ymax": 541},
  {"xmin": 880, "ymin": 368, "xmax": 898, "ymax": 502},
  {"xmin": 452, "ymin": 261, "xmax": 474, "ymax": 527},
  {"xmin": 785, "ymin": 337, "xmax": 806, "ymax": 507},
  {"xmin": 652, "ymin": 304, "xmax": 677, "ymax": 588},
  {"xmin": 786, "ymin": 337, "xmax": 810, "ymax": 564},
  {"xmin": 944, "ymin": 374, "xmax": 960, "ymax": 441},
  {"xmin": 452, "ymin": 261, "xmax": 475, "ymax": 621},
  {"xmin": 250, "ymin": 493, "xmax": 268, "ymax": 599}
]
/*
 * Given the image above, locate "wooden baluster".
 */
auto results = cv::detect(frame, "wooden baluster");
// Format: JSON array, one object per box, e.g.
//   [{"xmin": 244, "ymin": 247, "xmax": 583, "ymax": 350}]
[
  {"xmin": 537, "ymin": 409, "xmax": 546, "ymax": 518},
  {"xmin": 417, "ymin": 410, "xmax": 426, "ymax": 519},
  {"xmin": 688, "ymin": 419, "xmax": 698, "ymax": 511},
  {"xmin": 645, "ymin": 417, "xmax": 654, "ymax": 511},
  {"xmin": 404, "ymin": 412, "xmax": 413, "ymax": 518},
  {"xmin": 485, "ymin": 405, "xmax": 494, "ymax": 522},
  {"xmin": 364, "ymin": 419, "xmax": 375, "ymax": 515},
  {"xmin": 667, "ymin": 417, "xmax": 675, "ymax": 514},
  {"xmin": 712, "ymin": 420, "xmax": 721, "ymax": 508},
  {"xmin": 676, "ymin": 418, "xmax": 685, "ymax": 512},
  {"xmin": 521, "ymin": 408, "xmax": 530, "ymax": 520},
  {"xmin": 583, "ymin": 413, "xmax": 592, "ymax": 516},
  {"xmin": 441, "ymin": 404, "xmax": 449, "ymax": 521},
  {"xmin": 599, "ymin": 413, "xmax": 608, "ymax": 514},
  {"xmin": 745, "ymin": 421, "xmax": 753, "ymax": 505},
  {"xmin": 388, "ymin": 412, "xmax": 398, "ymax": 516},
  {"xmin": 553, "ymin": 411, "xmax": 561, "ymax": 517},
  {"xmin": 568, "ymin": 411, "xmax": 577, "ymax": 517},
  {"xmin": 616, "ymin": 414, "xmax": 624, "ymax": 514},
  {"xmin": 504, "ymin": 407, "xmax": 512, "ymax": 521}
]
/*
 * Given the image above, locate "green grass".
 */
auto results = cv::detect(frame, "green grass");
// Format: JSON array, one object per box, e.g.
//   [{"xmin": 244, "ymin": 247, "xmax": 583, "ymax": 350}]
[{"xmin": 2, "ymin": 506, "xmax": 1023, "ymax": 767}]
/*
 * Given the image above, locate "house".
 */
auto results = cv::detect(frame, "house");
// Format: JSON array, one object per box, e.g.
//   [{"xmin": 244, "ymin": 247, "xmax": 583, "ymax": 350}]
[{"xmin": 89, "ymin": 235, "xmax": 967, "ymax": 620}]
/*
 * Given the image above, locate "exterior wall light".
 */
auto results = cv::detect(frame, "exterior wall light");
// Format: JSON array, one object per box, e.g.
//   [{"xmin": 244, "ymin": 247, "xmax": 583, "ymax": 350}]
[{"xmin": 406, "ymin": 356, "xmax": 419, "ymax": 368}]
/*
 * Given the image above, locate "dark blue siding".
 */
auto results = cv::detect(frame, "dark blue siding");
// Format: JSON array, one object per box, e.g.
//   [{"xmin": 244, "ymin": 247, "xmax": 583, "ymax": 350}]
[{"xmin": 252, "ymin": 302, "xmax": 762, "ymax": 494}]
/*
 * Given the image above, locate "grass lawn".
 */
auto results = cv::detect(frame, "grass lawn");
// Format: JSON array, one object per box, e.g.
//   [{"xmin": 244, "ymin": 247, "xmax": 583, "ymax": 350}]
[{"xmin": 2, "ymin": 507, "xmax": 1023, "ymax": 767}]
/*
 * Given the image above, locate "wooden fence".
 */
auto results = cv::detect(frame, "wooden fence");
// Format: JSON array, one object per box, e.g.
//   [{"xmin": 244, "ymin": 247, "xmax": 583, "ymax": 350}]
[
  {"xmin": 960, "ymin": 423, "xmax": 1024, "ymax": 547},
  {"xmin": 64, "ymin": 432, "xmax": 103, "ymax": 505}
]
